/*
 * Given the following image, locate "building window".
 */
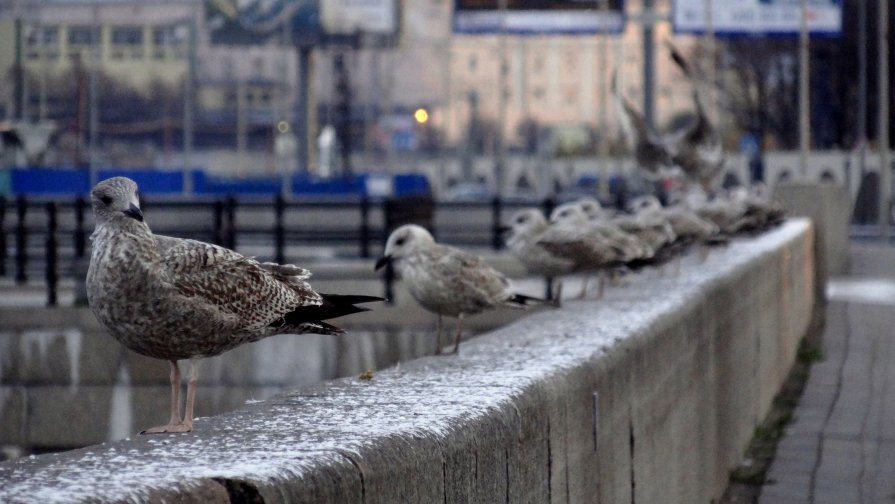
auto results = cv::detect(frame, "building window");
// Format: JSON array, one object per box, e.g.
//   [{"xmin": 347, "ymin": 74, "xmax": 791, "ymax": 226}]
[
  {"xmin": 533, "ymin": 87, "xmax": 545, "ymax": 101},
  {"xmin": 68, "ymin": 26, "xmax": 97, "ymax": 46},
  {"xmin": 26, "ymin": 25, "xmax": 60, "ymax": 60},
  {"xmin": 111, "ymin": 26, "xmax": 144, "ymax": 59},
  {"xmin": 152, "ymin": 25, "xmax": 185, "ymax": 60},
  {"xmin": 67, "ymin": 26, "xmax": 98, "ymax": 59},
  {"xmin": 468, "ymin": 55, "xmax": 477, "ymax": 72}
]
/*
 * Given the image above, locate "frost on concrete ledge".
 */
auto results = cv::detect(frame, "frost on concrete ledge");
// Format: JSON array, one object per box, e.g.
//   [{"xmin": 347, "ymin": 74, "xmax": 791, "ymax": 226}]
[{"xmin": 0, "ymin": 220, "xmax": 815, "ymax": 504}]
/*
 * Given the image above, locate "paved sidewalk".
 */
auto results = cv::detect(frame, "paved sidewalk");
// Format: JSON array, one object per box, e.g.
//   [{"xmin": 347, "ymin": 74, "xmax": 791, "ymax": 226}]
[{"xmin": 759, "ymin": 245, "xmax": 895, "ymax": 504}]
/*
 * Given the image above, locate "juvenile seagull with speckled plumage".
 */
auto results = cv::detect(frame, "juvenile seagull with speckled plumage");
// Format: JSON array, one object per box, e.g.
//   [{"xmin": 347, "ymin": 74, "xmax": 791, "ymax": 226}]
[
  {"xmin": 375, "ymin": 224, "xmax": 541, "ymax": 354},
  {"xmin": 87, "ymin": 177, "xmax": 381, "ymax": 434}
]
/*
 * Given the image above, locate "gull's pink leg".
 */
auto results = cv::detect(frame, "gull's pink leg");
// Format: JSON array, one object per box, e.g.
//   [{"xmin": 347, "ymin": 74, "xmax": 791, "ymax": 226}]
[
  {"xmin": 435, "ymin": 314, "xmax": 444, "ymax": 355},
  {"xmin": 180, "ymin": 358, "xmax": 200, "ymax": 432},
  {"xmin": 450, "ymin": 314, "xmax": 465, "ymax": 354},
  {"xmin": 141, "ymin": 360, "xmax": 186, "ymax": 434}
]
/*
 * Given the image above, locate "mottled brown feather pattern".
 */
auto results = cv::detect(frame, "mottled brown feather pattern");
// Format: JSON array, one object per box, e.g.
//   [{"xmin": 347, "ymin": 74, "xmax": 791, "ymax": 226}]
[{"xmin": 86, "ymin": 177, "xmax": 345, "ymax": 361}]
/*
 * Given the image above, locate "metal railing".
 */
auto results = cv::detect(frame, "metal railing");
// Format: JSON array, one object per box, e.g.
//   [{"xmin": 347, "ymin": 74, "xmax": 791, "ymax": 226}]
[{"xmin": 0, "ymin": 195, "xmax": 556, "ymax": 306}]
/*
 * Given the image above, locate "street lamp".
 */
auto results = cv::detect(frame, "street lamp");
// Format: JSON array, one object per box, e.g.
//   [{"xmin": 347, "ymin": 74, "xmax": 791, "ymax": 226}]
[{"xmin": 414, "ymin": 108, "xmax": 429, "ymax": 124}]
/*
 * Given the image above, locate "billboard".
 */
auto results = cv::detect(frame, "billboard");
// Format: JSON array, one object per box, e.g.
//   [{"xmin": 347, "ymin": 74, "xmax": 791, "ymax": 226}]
[
  {"xmin": 207, "ymin": 0, "xmax": 399, "ymax": 46},
  {"xmin": 454, "ymin": 0, "xmax": 625, "ymax": 35},
  {"xmin": 206, "ymin": 0, "xmax": 321, "ymax": 45},
  {"xmin": 320, "ymin": 0, "xmax": 398, "ymax": 36},
  {"xmin": 673, "ymin": 0, "xmax": 843, "ymax": 36}
]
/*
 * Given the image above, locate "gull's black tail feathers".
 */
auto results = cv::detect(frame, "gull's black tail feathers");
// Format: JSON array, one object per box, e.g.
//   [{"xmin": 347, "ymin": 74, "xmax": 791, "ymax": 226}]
[
  {"xmin": 508, "ymin": 293, "xmax": 548, "ymax": 308},
  {"xmin": 272, "ymin": 294, "xmax": 384, "ymax": 333}
]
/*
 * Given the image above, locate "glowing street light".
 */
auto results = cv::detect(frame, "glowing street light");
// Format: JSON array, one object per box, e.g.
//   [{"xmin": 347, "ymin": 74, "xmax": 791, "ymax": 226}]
[{"xmin": 414, "ymin": 108, "xmax": 429, "ymax": 124}]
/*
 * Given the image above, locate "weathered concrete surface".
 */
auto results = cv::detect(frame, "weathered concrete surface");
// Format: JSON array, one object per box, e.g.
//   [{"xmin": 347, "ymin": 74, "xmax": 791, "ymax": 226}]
[
  {"xmin": 0, "ymin": 220, "xmax": 815, "ymax": 503},
  {"xmin": 775, "ymin": 182, "xmax": 851, "ymax": 279},
  {"xmin": 0, "ymin": 300, "xmax": 532, "ymax": 453}
]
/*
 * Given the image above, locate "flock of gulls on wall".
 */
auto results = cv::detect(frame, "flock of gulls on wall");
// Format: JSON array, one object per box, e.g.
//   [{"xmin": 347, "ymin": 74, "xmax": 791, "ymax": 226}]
[{"xmin": 85, "ymin": 46, "xmax": 786, "ymax": 435}]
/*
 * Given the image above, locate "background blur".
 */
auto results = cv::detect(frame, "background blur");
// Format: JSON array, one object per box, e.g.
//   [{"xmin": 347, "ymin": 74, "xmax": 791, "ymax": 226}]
[{"xmin": 0, "ymin": 0, "xmax": 879, "ymax": 202}]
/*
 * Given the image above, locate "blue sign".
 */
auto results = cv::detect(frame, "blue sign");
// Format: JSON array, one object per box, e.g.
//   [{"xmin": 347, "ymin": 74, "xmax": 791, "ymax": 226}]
[{"xmin": 673, "ymin": 0, "xmax": 842, "ymax": 36}]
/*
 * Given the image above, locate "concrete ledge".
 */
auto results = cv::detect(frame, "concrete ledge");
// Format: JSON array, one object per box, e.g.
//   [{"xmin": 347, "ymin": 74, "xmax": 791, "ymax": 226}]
[
  {"xmin": 775, "ymin": 182, "xmax": 851, "ymax": 278},
  {"xmin": 0, "ymin": 220, "xmax": 815, "ymax": 503}
]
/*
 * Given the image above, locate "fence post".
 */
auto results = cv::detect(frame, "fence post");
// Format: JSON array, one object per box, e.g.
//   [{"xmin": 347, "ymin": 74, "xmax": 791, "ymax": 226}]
[
  {"xmin": 15, "ymin": 196, "xmax": 27, "ymax": 284},
  {"xmin": 381, "ymin": 198, "xmax": 394, "ymax": 303},
  {"xmin": 541, "ymin": 197, "xmax": 556, "ymax": 221},
  {"xmin": 225, "ymin": 196, "xmax": 236, "ymax": 250},
  {"xmin": 212, "ymin": 200, "xmax": 224, "ymax": 245},
  {"xmin": 45, "ymin": 202, "xmax": 58, "ymax": 307},
  {"xmin": 0, "ymin": 195, "xmax": 6, "ymax": 276},
  {"xmin": 491, "ymin": 196, "xmax": 502, "ymax": 250},
  {"xmin": 274, "ymin": 193, "xmax": 285, "ymax": 265},
  {"xmin": 359, "ymin": 196, "xmax": 370, "ymax": 258},
  {"xmin": 74, "ymin": 196, "xmax": 86, "ymax": 258}
]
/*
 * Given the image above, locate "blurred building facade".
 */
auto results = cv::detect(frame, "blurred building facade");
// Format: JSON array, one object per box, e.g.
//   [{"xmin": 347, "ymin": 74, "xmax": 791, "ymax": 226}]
[{"xmin": 0, "ymin": 0, "xmax": 699, "ymax": 159}]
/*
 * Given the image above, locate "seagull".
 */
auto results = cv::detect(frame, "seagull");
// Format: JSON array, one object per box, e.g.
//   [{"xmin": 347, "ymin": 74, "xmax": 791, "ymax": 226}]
[
  {"xmin": 677, "ymin": 187, "xmax": 784, "ymax": 236},
  {"xmin": 612, "ymin": 71, "xmax": 675, "ymax": 179},
  {"xmin": 552, "ymin": 199, "xmax": 652, "ymax": 261},
  {"xmin": 682, "ymin": 190, "xmax": 751, "ymax": 235},
  {"xmin": 666, "ymin": 42, "xmax": 726, "ymax": 193},
  {"xmin": 627, "ymin": 194, "xmax": 723, "ymax": 264},
  {"xmin": 627, "ymin": 194, "xmax": 720, "ymax": 245},
  {"xmin": 504, "ymin": 208, "xmax": 577, "ymax": 284},
  {"xmin": 87, "ymin": 177, "xmax": 381, "ymax": 434},
  {"xmin": 375, "ymin": 224, "xmax": 539, "ymax": 354},
  {"xmin": 726, "ymin": 186, "xmax": 787, "ymax": 233},
  {"xmin": 544, "ymin": 203, "xmax": 636, "ymax": 298}
]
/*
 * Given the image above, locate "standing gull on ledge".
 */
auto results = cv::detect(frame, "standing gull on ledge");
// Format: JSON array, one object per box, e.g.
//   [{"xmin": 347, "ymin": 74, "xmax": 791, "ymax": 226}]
[
  {"xmin": 504, "ymin": 208, "xmax": 576, "ymax": 300},
  {"xmin": 87, "ymin": 177, "xmax": 381, "ymax": 434},
  {"xmin": 375, "ymin": 224, "xmax": 540, "ymax": 354}
]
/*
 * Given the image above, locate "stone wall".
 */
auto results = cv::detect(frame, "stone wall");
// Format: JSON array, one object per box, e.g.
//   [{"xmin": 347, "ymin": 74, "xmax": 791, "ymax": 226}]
[{"xmin": 0, "ymin": 219, "xmax": 815, "ymax": 503}]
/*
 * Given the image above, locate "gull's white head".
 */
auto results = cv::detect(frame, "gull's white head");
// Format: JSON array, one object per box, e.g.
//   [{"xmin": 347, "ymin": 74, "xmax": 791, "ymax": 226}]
[
  {"xmin": 506, "ymin": 208, "xmax": 547, "ymax": 240},
  {"xmin": 627, "ymin": 195, "xmax": 662, "ymax": 214},
  {"xmin": 549, "ymin": 202, "xmax": 589, "ymax": 227},
  {"xmin": 575, "ymin": 197, "xmax": 605, "ymax": 220},
  {"xmin": 91, "ymin": 176, "xmax": 144, "ymax": 225},
  {"xmin": 376, "ymin": 224, "xmax": 435, "ymax": 270}
]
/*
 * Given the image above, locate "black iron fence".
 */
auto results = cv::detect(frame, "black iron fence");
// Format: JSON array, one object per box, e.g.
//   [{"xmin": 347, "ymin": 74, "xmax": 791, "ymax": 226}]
[{"xmin": 0, "ymin": 195, "xmax": 557, "ymax": 306}]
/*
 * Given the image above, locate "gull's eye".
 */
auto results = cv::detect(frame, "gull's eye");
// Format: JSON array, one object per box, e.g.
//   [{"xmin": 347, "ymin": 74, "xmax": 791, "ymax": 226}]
[
  {"xmin": 395, "ymin": 237, "xmax": 406, "ymax": 246},
  {"xmin": 100, "ymin": 196, "xmax": 113, "ymax": 206}
]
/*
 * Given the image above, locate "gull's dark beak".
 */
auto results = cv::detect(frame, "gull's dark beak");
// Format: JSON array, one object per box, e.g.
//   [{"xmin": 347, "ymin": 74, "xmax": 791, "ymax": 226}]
[
  {"xmin": 374, "ymin": 255, "xmax": 391, "ymax": 271},
  {"xmin": 123, "ymin": 203, "xmax": 144, "ymax": 222}
]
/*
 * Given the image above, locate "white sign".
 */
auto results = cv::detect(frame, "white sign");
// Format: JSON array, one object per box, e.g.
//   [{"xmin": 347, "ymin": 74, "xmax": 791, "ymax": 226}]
[
  {"xmin": 673, "ymin": 0, "xmax": 842, "ymax": 36},
  {"xmin": 454, "ymin": 0, "xmax": 625, "ymax": 35},
  {"xmin": 320, "ymin": 0, "xmax": 397, "ymax": 35}
]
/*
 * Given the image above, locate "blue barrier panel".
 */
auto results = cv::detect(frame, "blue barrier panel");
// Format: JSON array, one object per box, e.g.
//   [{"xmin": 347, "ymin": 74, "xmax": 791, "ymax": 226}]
[
  {"xmin": 98, "ymin": 169, "xmax": 184, "ymax": 194},
  {"xmin": 291, "ymin": 174, "xmax": 363, "ymax": 197},
  {"xmin": 11, "ymin": 168, "xmax": 90, "ymax": 195},
  {"xmin": 393, "ymin": 173, "xmax": 431, "ymax": 197},
  {"xmin": 192, "ymin": 171, "xmax": 282, "ymax": 195}
]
